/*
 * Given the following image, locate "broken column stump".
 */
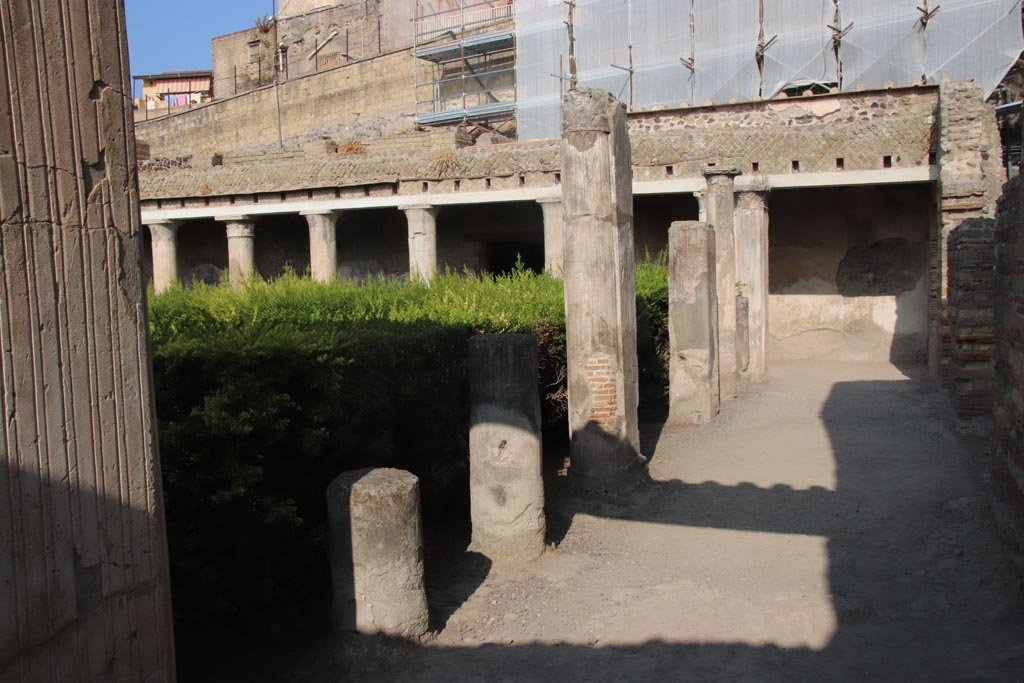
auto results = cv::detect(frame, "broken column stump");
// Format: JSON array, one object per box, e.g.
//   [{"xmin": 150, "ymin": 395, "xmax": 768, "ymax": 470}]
[
  {"xmin": 560, "ymin": 87, "xmax": 644, "ymax": 482},
  {"xmin": 668, "ymin": 221, "xmax": 720, "ymax": 425},
  {"xmin": 468, "ymin": 334, "xmax": 546, "ymax": 562},
  {"xmin": 327, "ymin": 468, "xmax": 429, "ymax": 638}
]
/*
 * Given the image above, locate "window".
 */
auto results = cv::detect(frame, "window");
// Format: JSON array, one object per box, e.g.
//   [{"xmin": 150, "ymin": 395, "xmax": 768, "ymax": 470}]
[{"xmin": 247, "ymin": 40, "xmax": 261, "ymax": 64}]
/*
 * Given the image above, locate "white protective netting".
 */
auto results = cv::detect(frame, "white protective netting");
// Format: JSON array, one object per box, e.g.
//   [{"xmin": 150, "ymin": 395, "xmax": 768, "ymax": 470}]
[{"xmin": 515, "ymin": 0, "xmax": 1024, "ymax": 140}]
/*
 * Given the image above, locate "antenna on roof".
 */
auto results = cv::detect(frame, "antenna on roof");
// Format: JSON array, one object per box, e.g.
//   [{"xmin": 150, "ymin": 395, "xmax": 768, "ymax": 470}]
[{"xmin": 565, "ymin": 1, "xmax": 578, "ymax": 91}]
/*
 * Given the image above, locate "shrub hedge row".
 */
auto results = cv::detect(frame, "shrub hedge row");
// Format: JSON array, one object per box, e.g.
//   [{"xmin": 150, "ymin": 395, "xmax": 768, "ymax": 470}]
[{"xmin": 149, "ymin": 262, "xmax": 668, "ymax": 628}]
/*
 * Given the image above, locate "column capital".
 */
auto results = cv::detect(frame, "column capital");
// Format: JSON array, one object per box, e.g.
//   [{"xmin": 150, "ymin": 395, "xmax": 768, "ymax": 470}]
[
  {"xmin": 702, "ymin": 164, "xmax": 742, "ymax": 178},
  {"xmin": 225, "ymin": 223, "xmax": 256, "ymax": 239},
  {"xmin": 215, "ymin": 214, "xmax": 254, "ymax": 223},
  {"xmin": 536, "ymin": 195, "xmax": 562, "ymax": 205},
  {"xmin": 736, "ymin": 189, "xmax": 769, "ymax": 209},
  {"xmin": 399, "ymin": 204, "xmax": 436, "ymax": 214},
  {"xmin": 299, "ymin": 209, "xmax": 339, "ymax": 217},
  {"xmin": 146, "ymin": 220, "xmax": 180, "ymax": 243}
]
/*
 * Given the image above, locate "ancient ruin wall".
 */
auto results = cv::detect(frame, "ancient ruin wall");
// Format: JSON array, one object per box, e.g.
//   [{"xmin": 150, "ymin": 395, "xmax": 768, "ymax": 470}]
[
  {"xmin": 993, "ymin": 176, "xmax": 1024, "ymax": 553},
  {"xmin": 138, "ymin": 49, "xmax": 430, "ymax": 159},
  {"xmin": 946, "ymin": 218, "xmax": 997, "ymax": 425},
  {"xmin": 0, "ymin": 0, "xmax": 175, "ymax": 679},
  {"xmin": 934, "ymin": 82, "xmax": 1006, "ymax": 383}
]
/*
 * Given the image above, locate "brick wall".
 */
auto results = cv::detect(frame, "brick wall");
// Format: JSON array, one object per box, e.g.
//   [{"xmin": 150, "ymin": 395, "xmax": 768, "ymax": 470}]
[
  {"xmin": 934, "ymin": 82, "xmax": 1006, "ymax": 384},
  {"xmin": 946, "ymin": 218, "xmax": 996, "ymax": 426},
  {"xmin": 137, "ymin": 49, "xmax": 430, "ymax": 158},
  {"xmin": 993, "ymin": 175, "xmax": 1024, "ymax": 555}
]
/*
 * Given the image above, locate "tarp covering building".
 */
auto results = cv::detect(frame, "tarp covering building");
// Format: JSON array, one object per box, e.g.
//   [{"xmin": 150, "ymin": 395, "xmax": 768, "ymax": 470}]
[{"xmin": 515, "ymin": 0, "xmax": 1024, "ymax": 139}]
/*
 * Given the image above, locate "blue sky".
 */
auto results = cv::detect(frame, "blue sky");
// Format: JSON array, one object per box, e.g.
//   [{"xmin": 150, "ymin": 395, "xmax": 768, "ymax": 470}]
[{"xmin": 125, "ymin": 0, "xmax": 272, "ymax": 81}]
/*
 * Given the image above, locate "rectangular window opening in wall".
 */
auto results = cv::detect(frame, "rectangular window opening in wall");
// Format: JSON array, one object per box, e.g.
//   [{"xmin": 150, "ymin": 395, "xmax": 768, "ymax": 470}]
[
  {"xmin": 364, "ymin": 186, "xmax": 370, "ymax": 197},
  {"xmin": 518, "ymin": 175, "xmax": 526, "ymax": 187},
  {"xmin": 247, "ymin": 40, "xmax": 260, "ymax": 64},
  {"xmin": 334, "ymin": 188, "xmax": 341, "ymax": 198},
  {"xmin": 791, "ymin": 160, "xmax": 800, "ymax": 173},
  {"xmin": 485, "ymin": 178, "xmax": 492, "ymax": 189},
  {"xmin": 751, "ymin": 161, "xmax": 759, "ymax": 173},
  {"xmin": 454, "ymin": 180, "xmax": 461, "ymax": 191},
  {"xmin": 836, "ymin": 158, "xmax": 845, "ymax": 171},
  {"xmin": 666, "ymin": 165, "xmax": 674, "ymax": 177},
  {"xmin": 422, "ymin": 181, "xmax": 429, "ymax": 193},
  {"xmin": 883, "ymin": 155, "xmax": 893, "ymax": 169},
  {"xmin": 929, "ymin": 151, "xmax": 938, "ymax": 165},
  {"xmin": 554, "ymin": 173, "xmax": 561, "ymax": 184}
]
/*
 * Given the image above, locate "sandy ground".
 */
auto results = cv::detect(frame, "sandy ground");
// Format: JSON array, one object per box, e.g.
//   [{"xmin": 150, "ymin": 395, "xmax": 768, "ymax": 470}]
[{"xmin": 294, "ymin": 361, "xmax": 1024, "ymax": 682}]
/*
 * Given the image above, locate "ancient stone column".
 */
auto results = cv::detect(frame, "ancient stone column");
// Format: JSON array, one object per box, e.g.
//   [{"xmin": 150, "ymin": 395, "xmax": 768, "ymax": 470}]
[
  {"xmin": 0, "ymin": 0, "xmax": 176, "ymax": 677},
  {"xmin": 147, "ymin": 220, "xmax": 181, "ymax": 293},
  {"xmin": 561, "ymin": 87, "xmax": 644, "ymax": 481},
  {"xmin": 468, "ymin": 334, "xmax": 546, "ymax": 562},
  {"xmin": 537, "ymin": 196, "xmax": 565, "ymax": 277},
  {"xmin": 402, "ymin": 204, "xmax": 438, "ymax": 282},
  {"xmin": 221, "ymin": 216, "xmax": 257, "ymax": 289},
  {"xmin": 668, "ymin": 221, "xmax": 720, "ymax": 425},
  {"xmin": 694, "ymin": 191, "xmax": 708, "ymax": 222},
  {"xmin": 735, "ymin": 190, "xmax": 769, "ymax": 383},
  {"xmin": 703, "ymin": 165, "xmax": 742, "ymax": 399},
  {"xmin": 326, "ymin": 468, "xmax": 429, "ymax": 638},
  {"xmin": 302, "ymin": 210, "xmax": 338, "ymax": 283}
]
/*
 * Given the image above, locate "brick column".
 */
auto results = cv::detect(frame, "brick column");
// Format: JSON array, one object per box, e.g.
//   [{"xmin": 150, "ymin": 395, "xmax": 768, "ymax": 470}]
[
  {"xmin": 302, "ymin": 211, "xmax": 338, "ymax": 283},
  {"xmin": 735, "ymin": 190, "xmax": 769, "ymax": 383},
  {"xmin": 147, "ymin": 220, "xmax": 181, "ymax": 293},
  {"xmin": 561, "ymin": 87, "xmax": 644, "ymax": 482},
  {"xmin": 537, "ymin": 196, "xmax": 565, "ymax": 277},
  {"xmin": 402, "ymin": 205, "xmax": 438, "ymax": 283},
  {"xmin": 220, "ymin": 216, "xmax": 257, "ymax": 289},
  {"xmin": 703, "ymin": 165, "xmax": 742, "ymax": 399}
]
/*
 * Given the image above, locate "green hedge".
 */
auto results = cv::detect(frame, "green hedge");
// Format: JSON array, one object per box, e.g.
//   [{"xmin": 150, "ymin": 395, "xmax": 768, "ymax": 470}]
[{"xmin": 149, "ymin": 263, "xmax": 668, "ymax": 628}]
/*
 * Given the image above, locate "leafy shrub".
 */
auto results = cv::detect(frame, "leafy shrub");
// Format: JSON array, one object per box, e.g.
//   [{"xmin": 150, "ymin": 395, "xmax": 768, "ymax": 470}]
[{"xmin": 149, "ymin": 263, "xmax": 668, "ymax": 628}]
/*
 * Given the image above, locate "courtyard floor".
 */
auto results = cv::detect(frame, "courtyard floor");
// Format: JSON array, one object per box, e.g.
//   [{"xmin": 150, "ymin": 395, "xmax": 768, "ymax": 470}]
[{"xmin": 295, "ymin": 361, "xmax": 1024, "ymax": 682}]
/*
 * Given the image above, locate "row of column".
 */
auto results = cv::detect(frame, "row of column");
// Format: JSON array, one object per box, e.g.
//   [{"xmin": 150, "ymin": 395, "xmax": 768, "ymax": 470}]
[{"xmin": 146, "ymin": 200, "xmax": 568, "ymax": 293}]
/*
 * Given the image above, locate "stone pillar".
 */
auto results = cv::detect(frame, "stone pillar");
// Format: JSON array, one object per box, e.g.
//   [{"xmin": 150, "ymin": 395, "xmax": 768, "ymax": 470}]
[
  {"xmin": 402, "ymin": 205, "xmax": 438, "ymax": 282},
  {"xmin": 468, "ymin": 334, "xmax": 546, "ymax": 562},
  {"xmin": 302, "ymin": 211, "xmax": 338, "ymax": 283},
  {"xmin": 537, "ymin": 196, "xmax": 565, "ymax": 277},
  {"xmin": 735, "ymin": 190, "xmax": 769, "ymax": 383},
  {"xmin": 147, "ymin": 220, "xmax": 181, "ymax": 293},
  {"xmin": 0, "ymin": 0, "xmax": 176, "ymax": 677},
  {"xmin": 327, "ymin": 468, "xmax": 429, "ymax": 638},
  {"xmin": 703, "ymin": 165, "xmax": 742, "ymax": 399},
  {"xmin": 668, "ymin": 221, "xmax": 720, "ymax": 425},
  {"xmin": 221, "ymin": 216, "xmax": 256, "ymax": 289},
  {"xmin": 560, "ymin": 87, "xmax": 644, "ymax": 482},
  {"xmin": 694, "ymin": 191, "xmax": 708, "ymax": 222}
]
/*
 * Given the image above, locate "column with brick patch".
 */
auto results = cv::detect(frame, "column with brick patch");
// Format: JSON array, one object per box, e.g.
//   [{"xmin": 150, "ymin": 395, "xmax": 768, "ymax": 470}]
[{"xmin": 560, "ymin": 87, "xmax": 644, "ymax": 482}]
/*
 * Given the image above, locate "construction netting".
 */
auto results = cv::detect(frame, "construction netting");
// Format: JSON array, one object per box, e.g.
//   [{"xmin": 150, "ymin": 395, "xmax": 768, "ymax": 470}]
[{"xmin": 515, "ymin": 0, "xmax": 1024, "ymax": 139}]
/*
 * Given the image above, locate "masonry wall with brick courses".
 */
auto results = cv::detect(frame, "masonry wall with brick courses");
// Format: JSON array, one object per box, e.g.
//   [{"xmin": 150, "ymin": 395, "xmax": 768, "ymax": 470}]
[
  {"xmin": 137, "ymin": 49, "xmax": 430, "ymax": 159},
  {"xmin": 992, "ymin": 175, "xmax": 1024, "ymax": 555},
  {"xmin": 934, "ymin": 82, "xmax": 1006, "ymax": 384},
  {"xmin": 946, "ymin": 218, "xmax": 997, "ymax": 425}
]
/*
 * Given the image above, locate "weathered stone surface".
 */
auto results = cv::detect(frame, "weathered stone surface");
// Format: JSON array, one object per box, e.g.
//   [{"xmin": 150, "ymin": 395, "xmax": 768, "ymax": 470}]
[
  {"xmin": 327, "ymin": 468, "xmax": 429, "ymax": 638},
  {"xmin": 223, "ymin": 217, "xmax": 257, "ymax": 288},
  {"xmin": 0, "ymin": 1, "xmax": 176, "ymax": 678},
  {"xmin": 148, "ymin": 221, "xmax": 181, "ymax": 293},
  {"xmin": 836, "ymin": 238, "xmax": 927, "ymax": 297},
  {"xmin": 735, "ymin": 190, "xmax": 769, "ymax": 383},
  {"xmin": 561, "ymin": 87, "xmax": 644, "ymax": 482},
  {"xmin": 992, "ymin": 177, "xmax": 1024, "ymax": 558},
  {"xmin": 303, "ymin": 211, "xmax": 339, "ymax": 282},
  {"xmin": 468, "ymin": 335, "xmax": 546, "ymax": 562},
  {"xmin": 402, "ymin": 205, "xmax": 437, "ymax": 283},
  {"xmin": 947, "ymin": 218, "xmax": 996, "ymax": 428},
  {"xmin": 537, "ymin": 197, "xmax": 565, "ymax": 277},
  {"xmin": 668, "ymin": 221, "xmax": 720, "ymax": 425},
  {"xmin": 704, "ymin": 165, "xmax": 742, "ymax": 399}
]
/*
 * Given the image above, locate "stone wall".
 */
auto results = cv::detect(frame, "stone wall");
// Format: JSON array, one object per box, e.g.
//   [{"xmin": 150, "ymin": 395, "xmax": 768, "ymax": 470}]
[
  {"xmin": 138, "ymin": 49, "xmax": 430, "ymax": 159},
  {"xmin": 933, "ymin": 82, "xmax": 1006, "ymax": 383},
  {"xmin": 768, "ymin": 185, "xmax": 931, "ymax": 363},
  {"xmin": 993, "ymin": 175, "xmax": 1024, "ymax": 554},
  {"xmin": 946, "ymin": 218, "xmax": 997, "ymax": 426}
]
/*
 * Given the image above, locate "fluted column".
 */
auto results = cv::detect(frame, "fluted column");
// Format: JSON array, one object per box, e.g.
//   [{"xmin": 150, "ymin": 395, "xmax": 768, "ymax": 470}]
[
  {"xmin": 703, "ymin": 165, "xmax": 742, "ymax": 399},
  {"xmin": 220, "ymin": 216, "xmax": 257, "ymax": 289}
]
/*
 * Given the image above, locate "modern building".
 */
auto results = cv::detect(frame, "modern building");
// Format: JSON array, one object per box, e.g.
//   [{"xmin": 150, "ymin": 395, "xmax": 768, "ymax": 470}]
[{"xmin": 133, "ymin": 70, "xmax": 213, "ymax": 117}]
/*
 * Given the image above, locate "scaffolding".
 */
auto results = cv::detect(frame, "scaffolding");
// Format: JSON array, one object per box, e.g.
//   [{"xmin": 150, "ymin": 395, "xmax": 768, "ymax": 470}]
[
  {"xmin": 515, "ymin": 0, "xmax": 1024, "ymax": 140},
  {"xmin": 413, "ymin": 1, "xmax": 518, "ymax": 127}
]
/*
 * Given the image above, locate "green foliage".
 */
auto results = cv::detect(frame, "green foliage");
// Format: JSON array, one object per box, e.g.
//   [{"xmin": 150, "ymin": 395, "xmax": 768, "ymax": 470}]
[{"xmin": 149, "ymin": 261, "xmax": 668, "ymax": 628}]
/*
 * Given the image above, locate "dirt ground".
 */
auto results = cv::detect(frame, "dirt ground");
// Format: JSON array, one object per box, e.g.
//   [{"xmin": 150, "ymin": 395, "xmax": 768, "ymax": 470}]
[{"xmin": 293, "ymin": 361, "xmax": 1024, "ymax": 682}]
